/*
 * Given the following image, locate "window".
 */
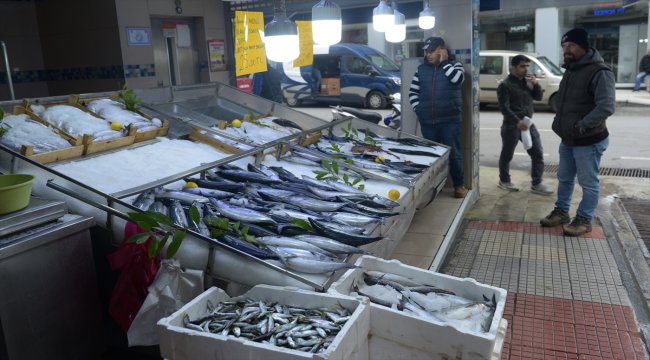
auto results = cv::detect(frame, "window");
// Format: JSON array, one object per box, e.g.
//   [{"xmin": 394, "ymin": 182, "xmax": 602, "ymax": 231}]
[{"xmin": 480, "ymin": 56, "xmax": 503, "ymax": 75}]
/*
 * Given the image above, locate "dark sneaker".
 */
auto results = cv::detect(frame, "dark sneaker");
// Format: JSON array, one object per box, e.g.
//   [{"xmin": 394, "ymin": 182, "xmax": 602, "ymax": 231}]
[
  {"xmin": 498, "ymin": 181, "xmax": 519, "ymax": 192},
  {"xmin": 454, "ymin": 186, "xmax": 468, "ymax": 198},
  {"xmin": 540, "ymin": 207, "xmax": 570, "ymax": 227},
  {"xmin": 531, "ymin": 183, "xmax": 554, "ymax": 196},
  {"xmin": 563, "ymin": 215, "xmax": 592, "ymax": 237}
]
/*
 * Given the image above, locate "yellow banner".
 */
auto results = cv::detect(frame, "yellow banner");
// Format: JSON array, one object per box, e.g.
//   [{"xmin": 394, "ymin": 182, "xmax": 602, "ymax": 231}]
[
  {"xmin": 293, "ymin": 21, "xmax": 314, "ymax": 68},
  {"xmin": 234, "ymin": 11, "xmax": 267, "ymax": 77}
]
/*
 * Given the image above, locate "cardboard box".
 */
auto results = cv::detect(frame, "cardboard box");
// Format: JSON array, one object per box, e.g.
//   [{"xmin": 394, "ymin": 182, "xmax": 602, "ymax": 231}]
[
  {"xmin": 328, "ymin": 256, "xmax": 508, "ymax": 360},
  {"xmin": 158, "ymin": 285, "xmax": 370, "ymax": 360},
  {"xmin": 320, "ymin": 78, "xmax": 340, "ymax": 96}
]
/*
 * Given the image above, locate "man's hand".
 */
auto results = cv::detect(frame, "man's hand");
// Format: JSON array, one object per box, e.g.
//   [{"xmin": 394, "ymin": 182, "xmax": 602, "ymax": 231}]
[
  {"xmin": 516, "ymin": 119, "xmax": 529, "ymax": 131},
  {"xmin": 525, "ymin": 74, "xmax": 538, "ymax": 86},
  {"xmin": 439, "ymin": 48, "xmax": 449, "ymax": 62}
]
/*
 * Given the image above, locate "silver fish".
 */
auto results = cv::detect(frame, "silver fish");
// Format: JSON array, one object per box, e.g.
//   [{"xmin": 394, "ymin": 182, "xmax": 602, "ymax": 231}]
[
  {"xmin": 257, "ymin": 236, "xmax": 336, "ymax": 257},
  {"xmin": 285, "ymin": 195, "xmax": 347, "ymax": 212},
  {"xmin": 323, "ymin": 211, "xmax": 381, "ymax": 227},
  {"xmin": 294, "ymin": 234, "xmax": 369, "ymax": 254},
  {"xmin": 132, "ymin": 190, "xmax": 156, "ymax": 211},
  {"xmin": 156, "ymin": 190, "xmax": 209, "ymax": 205},
  {"xmin": 169, "ymin": 200, "xmax": 189, "ymax": 228},
  {"xmin": 149, "ymin": 200, "xmax": 168, "ymax": 215},
  {"xmin": 268, "ymin": 207, "xmax": 323, "ymax": 222},
  {"xmin": 183, "ymin": 187, "xmax": 236, "ymax": 199},
  {"xmin": 209, "ymin": 198, "xmax": 276, "ymax": 224},
  {"xmin": 281, "ymin": 256, "xmax": 358, "ymax": 274}
]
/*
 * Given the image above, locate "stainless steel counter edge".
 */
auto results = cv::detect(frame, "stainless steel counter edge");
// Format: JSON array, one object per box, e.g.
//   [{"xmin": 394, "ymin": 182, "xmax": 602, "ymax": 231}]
[{"xmin": 0, "ymin": 216, "xmax": 96, "ymax": 260}]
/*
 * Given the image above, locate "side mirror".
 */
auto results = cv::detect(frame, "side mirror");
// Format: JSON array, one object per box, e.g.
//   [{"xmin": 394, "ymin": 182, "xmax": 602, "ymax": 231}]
[{"xmin": 536, "ymin": 70, "xmax": 547, "ymax": 79}]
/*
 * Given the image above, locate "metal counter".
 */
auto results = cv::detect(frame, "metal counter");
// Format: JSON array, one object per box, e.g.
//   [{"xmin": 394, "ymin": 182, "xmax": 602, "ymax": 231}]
[{"xmin": 0, "ymin": 207, "xmax": 104, "ymax": 360}]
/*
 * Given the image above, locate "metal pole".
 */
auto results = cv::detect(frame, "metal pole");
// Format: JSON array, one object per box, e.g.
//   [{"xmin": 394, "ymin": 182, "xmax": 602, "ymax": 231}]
[{"xmin": 1, "ymin": 41, "xmax": 15, "ymax": 100}]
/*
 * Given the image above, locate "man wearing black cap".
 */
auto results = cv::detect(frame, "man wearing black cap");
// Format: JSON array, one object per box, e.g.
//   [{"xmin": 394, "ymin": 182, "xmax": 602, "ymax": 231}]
[
  {"xmin": 540, "ymin": 28, "xmax": 616, "ymax": 237},
  {"xmin": 409, "ymin": 36, "xmax": 467, "ymax": 198}
]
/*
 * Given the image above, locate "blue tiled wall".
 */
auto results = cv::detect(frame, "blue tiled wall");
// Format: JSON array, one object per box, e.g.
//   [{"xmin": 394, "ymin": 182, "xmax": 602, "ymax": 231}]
[{"xmin": 0, "ymin": 64, "xmax": 156, "ymax": 84}]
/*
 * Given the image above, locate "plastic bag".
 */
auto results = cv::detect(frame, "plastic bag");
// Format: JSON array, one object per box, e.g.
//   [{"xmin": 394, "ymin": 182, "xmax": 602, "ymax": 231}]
[
  {"xmin": 127, "ymin": 259, "xmax": 204, "ymax": 347},
  {"xmin": 521, "ymin": 116, "xmax": 533, "ymax": 150}
]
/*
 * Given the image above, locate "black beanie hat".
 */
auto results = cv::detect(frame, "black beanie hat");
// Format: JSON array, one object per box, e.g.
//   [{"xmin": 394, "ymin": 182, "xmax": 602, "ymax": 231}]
[{"xmin": 561, "ymin": 28, "xmax": 589, "ymax": 50}]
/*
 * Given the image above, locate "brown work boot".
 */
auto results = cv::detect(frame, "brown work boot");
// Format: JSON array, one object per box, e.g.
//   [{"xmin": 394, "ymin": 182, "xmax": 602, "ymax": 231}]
[
  {"xmin": 540, "ymin": 207, "xmax": 570, "ymax": 227},
  {"xmin": 563, "ymin": 215, "xmax": 592, "ymax": 237},
  {"xmin": 454, "ymin": 186, "xmax": 467, "ymax": 198}
]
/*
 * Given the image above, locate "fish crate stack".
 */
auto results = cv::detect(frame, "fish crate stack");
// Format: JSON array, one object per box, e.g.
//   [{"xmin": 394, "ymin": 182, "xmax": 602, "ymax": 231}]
[
  {"xmin": 21, "ymin": 96, "xmax": 137, "ymax": 156},
  {"xmin": 3, "ymin": 106, "xmax": 85, "ymax": 164},
  {"xmin": 157, "ymin": 285, "xmax": 370, "ymax": 360},
  {"xmin": 328, "ymin": 256, "xmax": 508, "ymax": 360},
  {"xmin": 76, "ymin": 94, "xmax": 169, "ymax": 143}
]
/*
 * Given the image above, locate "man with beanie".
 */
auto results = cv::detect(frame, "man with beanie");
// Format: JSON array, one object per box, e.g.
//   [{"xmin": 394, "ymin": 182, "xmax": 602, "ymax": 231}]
[
  {"xmin": 540, "ymin": 28, "xmax": 616, "ymax": 237},
  {"xmin": 409, "ymin": 37, "xmax": 467, "ymax": 198},
  {"xmin": 497, "ymin": 54, "xmax": 553, "ymax": 195}
]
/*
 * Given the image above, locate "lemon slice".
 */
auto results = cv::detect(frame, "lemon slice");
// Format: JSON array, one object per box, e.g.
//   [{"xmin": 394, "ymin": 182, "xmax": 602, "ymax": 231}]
[{"xmin": 388, "ymin": 188, "xmax": 400, "ymax": 201}]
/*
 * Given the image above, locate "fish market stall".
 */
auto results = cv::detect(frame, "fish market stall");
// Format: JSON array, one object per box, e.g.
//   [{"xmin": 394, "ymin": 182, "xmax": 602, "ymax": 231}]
[{"xmin": 0, "ymin": 83, "xmax": 449, "ymax": 294}]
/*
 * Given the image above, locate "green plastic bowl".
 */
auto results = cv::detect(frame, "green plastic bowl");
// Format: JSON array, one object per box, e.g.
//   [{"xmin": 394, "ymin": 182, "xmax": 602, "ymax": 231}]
[{"xmin": 0, "ymin": 174, "xmax": 35, "ymax": 215}]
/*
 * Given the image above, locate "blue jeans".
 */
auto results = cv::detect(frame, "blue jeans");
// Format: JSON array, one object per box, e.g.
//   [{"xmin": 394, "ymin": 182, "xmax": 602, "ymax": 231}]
[
  {"xmin": 420, "ymin": 122, "xmax": 464, "ymax": 187},
  {"xmin": 634, "ymin": 71, "xmax": 649, "ymax": 91},
  {"xmin": 555, "ymin": 137, "xmax": 609, "ymax": 221}
]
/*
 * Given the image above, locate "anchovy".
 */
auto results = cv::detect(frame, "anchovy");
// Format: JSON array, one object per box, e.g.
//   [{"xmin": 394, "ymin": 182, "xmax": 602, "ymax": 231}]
[
  {"xmin": 294, "ymin": 234, "xmax": 370, "ymax": 254},
  {"xmin": 169, "ymin": 200, "xmax": 189, "ymax": 228},
  {"xmin": 156, "ymin": 190, "xmax": 210, "ymax": 205},
  {"xmin": 308, "ymin": 218, "xmax": 384, "ymax": 247},
  {"xmin": 183, "ymin": 187, "xmax": 236, "ymax": 199},
  {"xmin": 217, "ymin": 169, "xmax": 283, "ymax": 185},
  {"xmin": 209, "ymin": 198, "xmax": 276, "ymax": 224},
  {"xmin": 387, "ymin": 148, "xmax": 440, "ymax": 157}
]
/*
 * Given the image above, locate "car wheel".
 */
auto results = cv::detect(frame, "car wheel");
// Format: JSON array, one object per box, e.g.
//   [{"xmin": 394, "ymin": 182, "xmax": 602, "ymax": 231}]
[
  {"xmin": 285, "ymin": 97, "xmax": 301, "ymax": 107},
  {"xmin": 548, "ymin": 93, "xmax": 557, "ymax": 113},
  {"xmin": 366, "ymin": 91, "xmax": 387, "ymax": 109}
]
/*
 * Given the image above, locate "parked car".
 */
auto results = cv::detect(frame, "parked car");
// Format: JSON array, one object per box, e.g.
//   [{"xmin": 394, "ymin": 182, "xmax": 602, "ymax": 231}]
[
  {"xmin": 479, "ymin": 50, "xmax": 564, "ymax": 112},
  {"xmin": 280, "ymin": 43, "xmax": 401, "ymax": 109}
]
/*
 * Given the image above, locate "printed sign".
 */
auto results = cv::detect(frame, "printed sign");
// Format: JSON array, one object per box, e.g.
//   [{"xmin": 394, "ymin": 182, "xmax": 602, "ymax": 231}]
[
  {"xmin": 293, "ymin": 21, "xmax": 314, "ymax": 68},
  {"xmin": 127, "ymin": 27, "xmax": 152, "ymax": 46},
  {"xmin": 234, "ymin": 11, "xmax": 267, "ymax": 76},
  {"xmin": 208, "ymin": 39, "xmax": 226, "ymax": 71}
]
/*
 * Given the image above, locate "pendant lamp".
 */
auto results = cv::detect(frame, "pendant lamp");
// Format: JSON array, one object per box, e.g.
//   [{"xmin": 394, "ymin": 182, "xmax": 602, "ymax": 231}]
[
  {"xmin": 385, "ymin": 9, "xmax": 405, "ymax": 43},
  {"xmin": 312, "ymin": 0, "xmax": 341, "ymax": 46},
  {"xmin": 419, "ymin": 0, "xmax": 435, "ymax": 30},
  {"xmin": 264, "ymin": 0, "xmax": 300, "ymax": 62},
  {"xmin": 372, "ymin": 0, "xmax": 394, "ymax": 33}
]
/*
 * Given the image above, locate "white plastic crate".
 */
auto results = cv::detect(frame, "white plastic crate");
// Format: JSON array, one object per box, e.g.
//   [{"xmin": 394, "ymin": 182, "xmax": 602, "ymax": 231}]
[
  {"xmin": 328, "ymin": 256, "xmax": 508, "ymax": 360},
  {"xmin": 158, "ymin": 285, "xmax": 370, "ymax": 360}
]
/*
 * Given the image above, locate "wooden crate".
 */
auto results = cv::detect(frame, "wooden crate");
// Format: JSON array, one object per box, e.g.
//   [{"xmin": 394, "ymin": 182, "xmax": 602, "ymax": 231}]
[
  {"xmin": 188, "ymin": 128, "xmax": 243, "ymax": 154},
  {"xmin": 10, "ymin": 106, "xmax": 85, "ymax": 164},
  {"xmin": 76, "ymin": 95, "xmax": 170, "ymax": 143},
  {"xmin": 22, "ymin": 96, "xmax": 136, "ymax": 156}
]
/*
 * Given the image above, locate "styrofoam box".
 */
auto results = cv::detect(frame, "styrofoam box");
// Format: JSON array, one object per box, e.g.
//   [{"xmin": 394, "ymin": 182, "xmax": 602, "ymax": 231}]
[
  {"xmin": 327, "ymin": 256, "xmax": 508, "ymax": 360},
  {"xmin": 157, "ymin": 285, "xmax": 371, "ymax": 360}
]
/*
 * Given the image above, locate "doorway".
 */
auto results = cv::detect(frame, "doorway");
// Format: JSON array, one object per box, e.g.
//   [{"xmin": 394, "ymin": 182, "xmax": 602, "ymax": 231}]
[{"xmin": 151, "ymin": 18, "xmax": 200, "ymax": 87}]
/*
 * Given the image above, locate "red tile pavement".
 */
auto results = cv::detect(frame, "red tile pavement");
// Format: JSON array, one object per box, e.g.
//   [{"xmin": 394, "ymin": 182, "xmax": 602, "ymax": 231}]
[
  {"xmin": 467, "ymin": 220, "xmax": 606, "ymax": 239},
  {"xmin": 499, "ymin": 293, "xmax": 647, "ymax": 359}
]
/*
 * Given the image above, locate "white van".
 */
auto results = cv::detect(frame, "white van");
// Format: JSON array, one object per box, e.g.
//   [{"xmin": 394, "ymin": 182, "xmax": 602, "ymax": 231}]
[{"xmin": 479, "ymin": 50, "xmax": 564, "ymax": 112}]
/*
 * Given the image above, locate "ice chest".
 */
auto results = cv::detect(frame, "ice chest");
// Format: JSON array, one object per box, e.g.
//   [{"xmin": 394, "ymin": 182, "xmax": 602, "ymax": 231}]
[
  {"xmin": 158, "ymin": 285, "xmax": 370, "ymax": 360},
  {"xmin": 328, "ymin": 255, "xmax": 508, "ymax": 360}
]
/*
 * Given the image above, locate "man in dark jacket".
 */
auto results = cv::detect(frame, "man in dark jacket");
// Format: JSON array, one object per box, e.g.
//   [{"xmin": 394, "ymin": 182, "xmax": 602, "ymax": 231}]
[
  {"xmin": 497, "ymin": 54, "xmax": 553, "ymax": 195},
  {"xmin": 633, "ymin": 48, "xmax": 650, "ymax": 92},
  {"xmin": 252, "ymin": 61, "xmax": 284, "ymax": 103},
  {"xmin": 409, "ymin": 37, "xmax": 467, "ymax": 198},
  {"xmin": 540, "ymin": 28, "xmax": 616, "ymax": 237}
]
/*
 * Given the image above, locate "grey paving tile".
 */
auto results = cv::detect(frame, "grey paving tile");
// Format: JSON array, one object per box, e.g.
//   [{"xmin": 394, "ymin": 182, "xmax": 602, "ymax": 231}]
[
  {"xmin": 518, "ymin": 258, "xmax": 573, "ymax": 299},
  {"xmin": 570, "ymin": 281, "xmax": 630, "ymax": 306},
  {"xmin": 468, "ymin": 254, "xmax": 520, "ymax": 292}
]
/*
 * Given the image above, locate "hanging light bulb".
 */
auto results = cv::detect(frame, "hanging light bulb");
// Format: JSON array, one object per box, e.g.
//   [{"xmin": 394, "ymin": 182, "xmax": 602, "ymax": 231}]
[
  {"xmin": 312, "ymin": 0, "xmax": 341, "ymax": 46},
  {"xmin": 264, "ymin": 0, "xmax": 300, "ymax": 62},
  {"xmin": 419, "ymin": 0, "xmax": 435, "ymax": 30},
  {"xmin": 372, "ymin": 0, "xmax": 394, "ymax": 33},
  {"xmin": 385, "ymin": 9, "xmax": 405, "ymax": 43}
]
